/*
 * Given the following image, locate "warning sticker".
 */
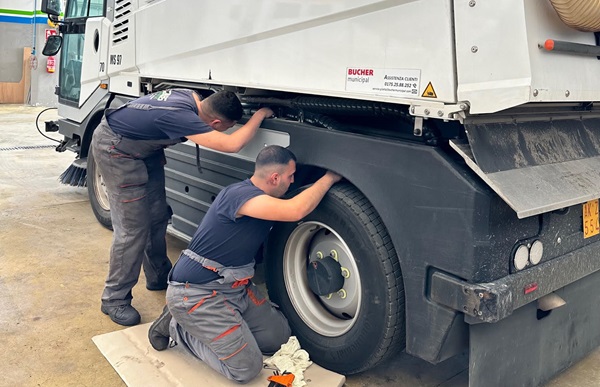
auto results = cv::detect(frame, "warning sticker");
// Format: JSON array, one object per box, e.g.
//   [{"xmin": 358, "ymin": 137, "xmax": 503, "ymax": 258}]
[
  {"xmin": 345, "ymin": 68, "xmax": 421, "ymax": 97},
  {"xmin": 421, "ymin": 82, "xmax": 437, "ymax": 98}
]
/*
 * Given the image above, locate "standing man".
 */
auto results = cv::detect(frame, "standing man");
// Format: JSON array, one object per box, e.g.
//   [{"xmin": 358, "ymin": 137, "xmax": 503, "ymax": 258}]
[
  {"xmin": 91, "ymin": 88, "xmax": 274, "ymax": 326},
  {"xmin": 148, "ymin": 145, "xmax": 341, "ymax": 384}
]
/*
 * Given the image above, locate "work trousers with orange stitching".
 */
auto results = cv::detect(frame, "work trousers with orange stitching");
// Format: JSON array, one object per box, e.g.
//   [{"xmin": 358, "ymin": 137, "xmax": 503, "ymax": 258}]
[
  {"xmin": 92, "ymin": 121, "xmax": 175, "ymax": 307},
  {"xmin": 166, "ymin": 279, "xmax": 291, "ymax": 384}
]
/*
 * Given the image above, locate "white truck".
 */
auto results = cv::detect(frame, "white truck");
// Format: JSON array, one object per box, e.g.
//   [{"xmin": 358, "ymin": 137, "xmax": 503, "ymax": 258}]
[{"xmin": 41, "ymin": 0, "xmax": 600, "ymax": 385}]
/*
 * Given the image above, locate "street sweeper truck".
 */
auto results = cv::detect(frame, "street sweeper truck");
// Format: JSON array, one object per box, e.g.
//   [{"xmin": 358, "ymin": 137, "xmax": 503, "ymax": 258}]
[{"xmin": 40, "ymin": 0, "xmax": 600, "ymax": 385}]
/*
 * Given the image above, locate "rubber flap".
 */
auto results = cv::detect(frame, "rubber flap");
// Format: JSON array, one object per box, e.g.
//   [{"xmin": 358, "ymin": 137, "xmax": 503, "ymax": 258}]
[{"xmin": 450, "ymin": 117, "xmax": 600, "ymax": 218}]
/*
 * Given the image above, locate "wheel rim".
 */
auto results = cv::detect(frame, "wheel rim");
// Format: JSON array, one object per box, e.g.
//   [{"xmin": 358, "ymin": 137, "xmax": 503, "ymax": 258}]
[
  {"xmin": 93, "ymin": 163, "xmax": 110, "ymax": 211},
  {"xmin": 283, "ymin": 221, "xmax": 361, "ymax": 337}
]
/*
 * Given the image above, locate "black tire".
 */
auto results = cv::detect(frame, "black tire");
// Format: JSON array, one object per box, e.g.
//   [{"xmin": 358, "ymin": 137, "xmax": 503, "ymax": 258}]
[
  {"xmin": 265, "ymin": 183, "xmax": 405, "ymax": 374},
  {"xmin": 87, "ymin": 146, "xmax": 113, "ymax": 229}
]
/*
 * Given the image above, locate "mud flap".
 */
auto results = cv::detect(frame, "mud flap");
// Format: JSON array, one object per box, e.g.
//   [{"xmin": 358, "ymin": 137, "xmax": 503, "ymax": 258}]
[
  {"xmin": 469, "ymin": 269, "xmax": 600, "ymax": 387},
  {"xmin": 451, "ymin": 117, "xmax": 600, "ymax": 219}
]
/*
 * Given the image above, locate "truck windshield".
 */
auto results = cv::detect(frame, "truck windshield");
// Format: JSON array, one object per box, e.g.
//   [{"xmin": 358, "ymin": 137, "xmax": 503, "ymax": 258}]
[
  {"xmin": 59, "ymin": 0, "xmax": 105, "ymax": 105},
  {"xmin": 65, "ymin": 0, "xmax": 105, "ymax": 18}
]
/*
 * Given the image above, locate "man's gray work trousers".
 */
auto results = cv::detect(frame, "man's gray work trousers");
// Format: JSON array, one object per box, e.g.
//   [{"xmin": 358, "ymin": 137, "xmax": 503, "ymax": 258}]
[
  {"xmin": 91, "ymin": 120, "xmax": 173, "ymax": 307},
  {"xmin": 166, "ymin": 251, "xmax": 291, "ymax": 383}
]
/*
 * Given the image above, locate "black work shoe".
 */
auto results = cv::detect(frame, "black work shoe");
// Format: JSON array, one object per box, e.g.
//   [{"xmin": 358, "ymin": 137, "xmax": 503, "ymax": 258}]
[
  {"xmin": 148, "ymin": 305, "xmax": 172, "ymax": 351},
  {"xmin": 146, "ymin": 281, "xmax": 168, "ymax": 291},
  {"xmin": 101, "ymin": 304, "xmax": 141, "ymax": 326}
]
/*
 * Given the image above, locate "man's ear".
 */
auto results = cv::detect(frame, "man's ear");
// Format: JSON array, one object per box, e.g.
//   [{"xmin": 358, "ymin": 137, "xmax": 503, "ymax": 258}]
[
  {"xmin": 268, "ymin": 172, "xmax": 279, "ymax": 186},
  {"xmin": 209, "ymin": 119, "xmax": 221, "ymax": 130}
]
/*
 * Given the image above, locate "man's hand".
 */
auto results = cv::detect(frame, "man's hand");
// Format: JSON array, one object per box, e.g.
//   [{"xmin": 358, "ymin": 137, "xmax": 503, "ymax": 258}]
[
  {"xmin": 256, "ymin": 107, "xmax": 275, "ymax": 119},
  {"xmin": 324, "ymin": 170, "xmax": 342, "ymax": 184},
  {"xmin": 188, "ymin": 107, "xmax": 275, "ymax": 152}
]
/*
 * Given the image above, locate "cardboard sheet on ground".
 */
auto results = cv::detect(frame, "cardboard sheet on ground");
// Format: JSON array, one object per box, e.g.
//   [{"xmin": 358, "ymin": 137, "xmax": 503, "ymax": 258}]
[{"xmin": 92, "ymin": 323, "xmax": 346, "ymax": 387}]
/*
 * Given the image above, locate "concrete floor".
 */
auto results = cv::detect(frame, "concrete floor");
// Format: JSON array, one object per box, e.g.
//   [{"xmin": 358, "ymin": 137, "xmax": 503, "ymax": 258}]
[{"xmin": 1, "ymin": 105, "xmax": 599, "ymax": 387}]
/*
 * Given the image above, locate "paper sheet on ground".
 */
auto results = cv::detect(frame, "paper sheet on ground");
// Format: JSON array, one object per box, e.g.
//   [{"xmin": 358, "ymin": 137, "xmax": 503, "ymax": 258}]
[{"xmin": 92, "ymin": 323, "xmax": 346, "ymax": 387}]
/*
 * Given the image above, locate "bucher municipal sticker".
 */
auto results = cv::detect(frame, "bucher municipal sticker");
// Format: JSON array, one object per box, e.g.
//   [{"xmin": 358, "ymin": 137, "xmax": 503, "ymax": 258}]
[
  {"xmin": 422, "ymin": 82, "xmax": 437, "ymax": 98},
  {"xmin": 345, "ymin": 68, "xmax": 421, "ymax": 97}
]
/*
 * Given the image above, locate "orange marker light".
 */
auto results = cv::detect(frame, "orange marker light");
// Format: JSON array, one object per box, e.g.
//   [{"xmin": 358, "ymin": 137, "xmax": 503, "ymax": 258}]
[{"xmin": 544, "ymin": 39, "xmax": 555, "ymax": 51}]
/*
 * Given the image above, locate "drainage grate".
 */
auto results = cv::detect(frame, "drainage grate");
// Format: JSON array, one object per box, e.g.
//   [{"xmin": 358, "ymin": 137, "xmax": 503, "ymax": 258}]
[{"xmin": 0, "ymin": 145, "xmax": 56, "ymax": 151}]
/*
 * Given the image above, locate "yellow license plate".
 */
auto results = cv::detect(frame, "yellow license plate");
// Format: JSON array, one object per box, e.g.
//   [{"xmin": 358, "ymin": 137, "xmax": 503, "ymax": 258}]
[{"xmin": 583, "ymin": 199, "xmax": 600, "ymax": 238}]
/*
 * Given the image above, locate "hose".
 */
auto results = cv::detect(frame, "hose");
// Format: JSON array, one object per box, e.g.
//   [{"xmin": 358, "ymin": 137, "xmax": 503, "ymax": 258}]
[
  {"xmin": 35, "ymin": 107, "xmax": 61, "ymax": 143},
  {"xmin": 549, "ymin": 0, "xmax": 600, "ymax": 32}
]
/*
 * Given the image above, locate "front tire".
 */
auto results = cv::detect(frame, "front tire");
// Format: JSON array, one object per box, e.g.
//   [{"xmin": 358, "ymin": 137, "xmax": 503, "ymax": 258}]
[
  {"xmin": 265, "ymin": 183, "xmax": 405, "ymax": 374},
  {"xmin": 87, "ymin": 147, "xmax": 112, "ymax": 229}
]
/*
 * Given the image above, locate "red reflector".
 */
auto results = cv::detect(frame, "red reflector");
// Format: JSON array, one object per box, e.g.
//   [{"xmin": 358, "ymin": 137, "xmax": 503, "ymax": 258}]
[
  {"xmin": 544, "ymin": 39, "xmax": 555, "ymax": 51},
  {"xmin": 524, "ymin": 283, "xmax": 538, "ymax": 294}
]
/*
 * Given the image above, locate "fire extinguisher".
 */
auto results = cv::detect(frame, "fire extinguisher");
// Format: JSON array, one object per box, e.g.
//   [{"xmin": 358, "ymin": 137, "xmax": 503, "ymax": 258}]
[{"xmin": 46, "ymin": 56, "xmax": 56, "ymax": 73}]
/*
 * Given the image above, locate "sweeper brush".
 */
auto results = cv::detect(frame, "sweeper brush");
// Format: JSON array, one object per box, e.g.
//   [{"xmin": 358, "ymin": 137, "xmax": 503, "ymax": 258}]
[{"xmin": 59, "ymin": 158, "xmax": 87, "ymax": 187}]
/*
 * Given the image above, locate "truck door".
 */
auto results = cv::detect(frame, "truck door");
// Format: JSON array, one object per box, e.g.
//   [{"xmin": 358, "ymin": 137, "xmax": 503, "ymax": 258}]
[{"xmin": 59, "ymin": 0, "xmax": 108, "ymax": 107}]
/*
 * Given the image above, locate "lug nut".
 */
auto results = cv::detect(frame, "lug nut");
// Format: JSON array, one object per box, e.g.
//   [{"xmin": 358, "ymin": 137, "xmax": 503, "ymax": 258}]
[
  {"xmin": 341, "ymin": 267, "xmax": 350, "ymax": 278},
  {"xmin": 330, "ymin": 250, "xmax": 338, "ymax": 261},
  {"xmin": 337, "ymin": 289, "xmax": 347, "ymax": 299}
]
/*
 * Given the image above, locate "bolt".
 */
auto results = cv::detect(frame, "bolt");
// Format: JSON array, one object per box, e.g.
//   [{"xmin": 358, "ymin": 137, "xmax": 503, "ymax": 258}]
[
  {"xmin": 316, "ymin": 251, "xmax": 323, "ymax": 259},
  {"xmin": 341, "ymin": 267, "xmax": 350, "ymax": 278},
  {"xmin": 330, "ymin": 250, "xmax": 338, "ymax": 260},
  {"xmin": 459, "ymin": 104, "xmax": 467, "ymax": 110},
  {"xmin": 565, "ymin": 90, "xmax": 570, "ymax": 97},
  {"xmin": 413, "ymin": 128, "xmax": 422, "ymax": 136},
  {"xmin": 533, "ymin": 89, "xmax": 539, "ymax": 97},
  {"xmin": 469, "ymin": 0, "xmax": 476, "ymax": 6},
  {"xmin": 471, "ymin": 46, "xmax": 478, "ymax": 53},
  {"xmin": 478, "ymin": 311, "xmax": 483, "ymax": 316},
  {"xmin": 410, "ymin": 106, "xmax": 415, "ymax": 114},
  {"xmin": 478, "ymin": 292, "xmax": 484, "ymax": 299},
  {"xmin": 338, "ymin": 289, "xmax": 347, "ymax": 299},
  {"xmin": 424, "ymin": 109, "xmax": 430, "ymax": 116},
  {"xmin": 437, "ymin": 110, "xmax": 444, "ymax": 117},
  {"xmin": 463, "ymin": 288, "xmax": 469, "ymax": 294}
]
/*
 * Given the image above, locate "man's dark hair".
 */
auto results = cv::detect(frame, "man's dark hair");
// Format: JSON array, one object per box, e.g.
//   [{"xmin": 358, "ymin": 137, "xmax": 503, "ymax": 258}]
[
  {"xmin": 203, "ymin": 91, "xmax": 243, "ymax": 121},
  {"xmin": 255, "ymin": 145, "xmax": 297, "ymax": 170}
]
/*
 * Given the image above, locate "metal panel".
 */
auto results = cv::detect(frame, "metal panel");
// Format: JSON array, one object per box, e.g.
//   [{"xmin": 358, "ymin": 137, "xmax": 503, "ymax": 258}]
[
  {"xmin": 454, "ymin": 0, "xmax": 532, "ymax": 114},
  {"xmin": 133, "ymin": 0, "xmax": 457, "ymax": 104},
  {"xmin": 455, "ymin": 0, "xmax": 600, "ymax": 114}
]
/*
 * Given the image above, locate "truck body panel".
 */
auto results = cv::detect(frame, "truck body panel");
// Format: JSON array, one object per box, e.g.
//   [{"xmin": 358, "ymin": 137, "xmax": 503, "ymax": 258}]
[{"xmin": 130, "ymin": 0, "xmax": 457, "ymax": 104}]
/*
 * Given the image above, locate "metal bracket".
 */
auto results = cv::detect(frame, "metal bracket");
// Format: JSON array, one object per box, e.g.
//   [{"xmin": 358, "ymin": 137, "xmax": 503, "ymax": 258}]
[
  {"xmin": 430, "ymin": 271, "xmax": 512, "ymax": 323},
  {"xmin": 413, "ymin": 117, "xmax": 423, "ymax": 136},
  {"xmin": 410, "ymin": 102, "xmax": 468, "ymax": 122}
]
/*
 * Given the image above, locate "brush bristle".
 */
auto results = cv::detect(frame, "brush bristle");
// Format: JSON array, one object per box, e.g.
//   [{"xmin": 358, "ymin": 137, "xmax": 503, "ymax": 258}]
[{"xmin": 59, "ymin": 163, "xmax": 87, "ymax": 187}]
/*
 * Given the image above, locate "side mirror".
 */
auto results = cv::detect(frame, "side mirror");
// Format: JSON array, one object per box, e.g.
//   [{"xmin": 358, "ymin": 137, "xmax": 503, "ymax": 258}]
[
  {"xmin": 43, "ymin": 35, "xmax": 63, "ymax": 56},
  {"xmin": 41, "ymin": 0, "xmax": 61, "ymax": 16}
]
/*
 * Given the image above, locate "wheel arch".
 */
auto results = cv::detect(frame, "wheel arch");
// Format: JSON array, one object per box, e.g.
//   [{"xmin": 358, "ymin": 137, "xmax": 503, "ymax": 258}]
[
  {"xmin": 259, "ymin": 117, "xmax": 483, "ymax": 363},
  {"xmin": 80, "ymin": 94, "xmax": 136, "ymax": 158}
]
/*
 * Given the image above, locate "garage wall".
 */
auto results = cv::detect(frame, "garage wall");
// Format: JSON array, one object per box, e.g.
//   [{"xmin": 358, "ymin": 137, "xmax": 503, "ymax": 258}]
[{"xmin": 0, "ymin": 1, "xmax": 60, "ymax": 106}]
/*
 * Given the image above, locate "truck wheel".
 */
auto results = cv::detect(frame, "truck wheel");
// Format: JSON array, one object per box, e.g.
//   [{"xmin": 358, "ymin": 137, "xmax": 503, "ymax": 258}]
[
  {"xmin": 87, "ymin": 147, "xmax": 113, "ymax": 229},
  {"xmin": 265, "ymin": 183, "xmax": 405, "ymax": 374}
]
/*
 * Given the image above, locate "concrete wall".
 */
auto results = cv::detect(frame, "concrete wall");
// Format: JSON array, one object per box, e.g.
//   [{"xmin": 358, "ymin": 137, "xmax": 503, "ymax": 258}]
[{"xmin": 0, "ymin": 1, "xmax": 60, "ymax": 106}]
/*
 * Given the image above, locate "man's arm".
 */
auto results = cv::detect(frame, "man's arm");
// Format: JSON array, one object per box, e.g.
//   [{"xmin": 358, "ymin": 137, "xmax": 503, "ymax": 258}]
[
  {"xmin": 185, "ymin": 108, "xmax": 274, "ymax": 153},
  {"xmin": 237, "ymin": 171, "xmax": 342, "ymax": 222}
]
